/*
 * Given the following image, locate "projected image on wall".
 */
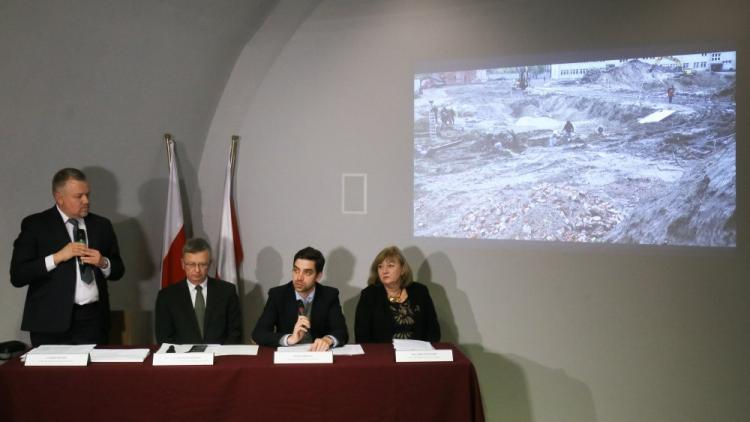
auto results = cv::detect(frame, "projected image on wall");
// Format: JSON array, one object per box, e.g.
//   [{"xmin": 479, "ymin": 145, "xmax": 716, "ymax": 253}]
[{"xmin": 413, "ymin": 51, "xmax": 736, "ymax": 247}]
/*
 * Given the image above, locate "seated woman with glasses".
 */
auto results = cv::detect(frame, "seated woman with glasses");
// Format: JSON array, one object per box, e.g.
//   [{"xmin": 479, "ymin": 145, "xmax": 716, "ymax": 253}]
[{"xmin": 354, "ymin": 246, "xmax": 440, "ymax": 343}]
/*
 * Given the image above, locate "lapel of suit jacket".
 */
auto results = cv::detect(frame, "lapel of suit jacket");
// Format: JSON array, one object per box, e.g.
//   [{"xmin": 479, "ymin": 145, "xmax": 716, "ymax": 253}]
[
  {"xmin": 204, "ymin": 278, "xmax": 218, "ymax": 332},
  {"xmin": 46, "ymin": 207, "xmax": 78, "ymax": 289},
  {"xmin": 285, "ymin": 282, "xmax": 300, "ymax": 328},
  {"xmin": 47, "ymin": 206, "xmax": 72, "ymax": 247},
  {"xmin": 82, "ymin": 214, "xmax": 107, "ymax": 285},
  {"xmin": 181, "ymin": 280, "xmax": 203, "ymax": 339},
  {"xmin": 309, "ymin": 282, "xmax": 323, "ymax": 331},
  {"xmin": 82, "ymin": 214, "xmax": 98, "ymax": 249}
]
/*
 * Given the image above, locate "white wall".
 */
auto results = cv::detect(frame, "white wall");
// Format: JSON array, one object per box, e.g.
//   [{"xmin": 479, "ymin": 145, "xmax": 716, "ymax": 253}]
[{"xmin": 198, "ymin": 1, "xmax": 750, "ymax": 421}]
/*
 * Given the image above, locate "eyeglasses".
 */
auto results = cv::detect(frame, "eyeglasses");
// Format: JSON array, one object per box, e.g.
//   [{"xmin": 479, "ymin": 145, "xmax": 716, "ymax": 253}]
[{"xmin": 184, "ymin": 262, "xmax": 209, "ymax": 270}]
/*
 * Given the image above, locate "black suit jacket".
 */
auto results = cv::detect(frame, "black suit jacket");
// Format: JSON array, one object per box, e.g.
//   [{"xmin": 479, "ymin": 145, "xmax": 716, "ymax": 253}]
[
  {"xmin": 10, "ymin": 206, "xmax": 125, "ymax": 334},
  {"xmin": 155, "ymin": 278, "xmax": 242, "ymax": 344},
  {"xmin": 354, "ymin": 282, "xmax": 441, "ymax": 343},
  {"xmin": 252, "ymin": 281, "xmax": 348, "ymax": 347}
]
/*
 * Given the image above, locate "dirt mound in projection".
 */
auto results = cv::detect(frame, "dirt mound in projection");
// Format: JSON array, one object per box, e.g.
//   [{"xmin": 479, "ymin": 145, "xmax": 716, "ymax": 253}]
[
  {"xmin": 582, "ymin": 60, "xmax": 736, "ymax": 94},
  {"xmin": 581, "ymin": 60, "xmax": 664, "ymax": 90},
  {"xmin": 508, "ymin": 93, "xmax": 651, "ymax": 127},
  {"xmin": 605, "ymin": 141, "xmax": 736, "ymax": 246}
]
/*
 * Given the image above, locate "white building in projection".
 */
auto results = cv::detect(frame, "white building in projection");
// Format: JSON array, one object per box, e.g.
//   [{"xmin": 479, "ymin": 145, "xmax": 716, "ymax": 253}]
[{"xmin": 550, "ymin": 51, "xmax": 736, "ymax": 79}]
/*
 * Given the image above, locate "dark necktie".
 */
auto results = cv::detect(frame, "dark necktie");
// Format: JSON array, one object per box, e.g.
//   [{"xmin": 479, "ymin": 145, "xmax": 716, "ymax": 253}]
[
  {"xmin": 195, "ymin": 285, "xmax": 206, "ymax": 339},
  {"xmin": 301, "ymin": 300, "xmax": 312, "ymax": 344},
  {"xmin": 69, "ymin": 219, "xmax": 94, "ymax": 284}
]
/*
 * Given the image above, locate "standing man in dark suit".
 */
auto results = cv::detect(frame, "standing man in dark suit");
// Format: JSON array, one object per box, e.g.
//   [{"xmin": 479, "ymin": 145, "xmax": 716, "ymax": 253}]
[
  {"xmin": 155, "ymin": 238, "xmax": 241, "ymax": 344},
  {"xmin": 10, "ymin": 168, "xmax": 125, "ymax": 346},
  {"xmin": 252, "ymin": 246, "xmax": 348, "ymax": 351}
]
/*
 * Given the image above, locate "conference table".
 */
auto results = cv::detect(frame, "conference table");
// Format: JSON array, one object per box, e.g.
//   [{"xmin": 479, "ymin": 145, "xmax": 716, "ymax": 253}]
[{"xmin": 0, "ymin": 343, "xmax": 484, "ymax": 421}]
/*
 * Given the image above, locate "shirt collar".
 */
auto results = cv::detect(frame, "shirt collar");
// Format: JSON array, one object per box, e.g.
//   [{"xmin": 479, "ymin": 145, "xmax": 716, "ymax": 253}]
[
  {"xmin": 56, "ymin": 206, "xmax": 85, "ymax": 228},
  {"xmin": 295, "ymin": 287, "xmax": 316, "ymax": 304},
  {"xmin": 188, "ymin": 278, "xmax": 208, "ymax": 290},
  {"xmin": 56, "ymin": 206, "xmax": 74, "ymax": 223}
]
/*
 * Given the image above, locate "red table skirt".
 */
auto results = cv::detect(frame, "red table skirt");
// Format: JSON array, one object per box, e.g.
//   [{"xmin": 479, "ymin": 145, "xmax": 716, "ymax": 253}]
[{"xmin": 0, "ymin": 343, "xmax": 484, "ymax": 422}]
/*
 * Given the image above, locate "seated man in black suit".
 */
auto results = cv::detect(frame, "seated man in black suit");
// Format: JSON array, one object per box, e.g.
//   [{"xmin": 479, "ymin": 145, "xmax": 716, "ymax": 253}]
[
  {"xmin": 252, "ymin": 246, "xmax": 348, "ymax": 351},
  {"xmin": 155, "ymin": 238, "xmax": 241, "ymax": 344}
]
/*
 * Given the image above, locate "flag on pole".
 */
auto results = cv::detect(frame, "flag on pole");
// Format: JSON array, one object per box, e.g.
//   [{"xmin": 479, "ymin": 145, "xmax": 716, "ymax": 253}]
[
  {"xmin": 160, "ymin": 136, "xmax": 186, "ymax": 288},
  {"xmin": 216, "ymin": 137, "xmax": 243, "ymax": 285}
]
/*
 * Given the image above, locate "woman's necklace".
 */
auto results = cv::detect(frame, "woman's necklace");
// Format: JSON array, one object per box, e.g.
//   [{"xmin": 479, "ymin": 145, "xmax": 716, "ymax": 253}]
[{"xmin": 387, "ymin": 288, "xmax": 403, "ymax": 303}]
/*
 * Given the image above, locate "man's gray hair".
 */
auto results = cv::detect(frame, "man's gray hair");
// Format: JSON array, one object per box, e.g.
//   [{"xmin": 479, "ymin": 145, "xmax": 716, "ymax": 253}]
[
  {"xmin": 183, "ymin": 238, "xmax": 212, "ymax": 256},
  {"xmin": 52, "ymin": 168, "xmax": 87, "ymax": 193}
]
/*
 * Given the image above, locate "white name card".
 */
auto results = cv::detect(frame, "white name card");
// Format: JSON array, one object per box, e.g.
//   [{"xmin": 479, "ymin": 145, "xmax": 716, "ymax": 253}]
[
  {"xmin": 273, "ymin": 351, "xmax": 333, "ymax": 364},
  {"xmin": 25, "ymin": 353, "xmax": 89, "ymax": 366},
  {"xmin": 395, "ymin": 349, "xmax": 454, "ymax": 363},
  {"xmin": 152, "ymin": 352, "xmax": 214, "ymax": 366}
]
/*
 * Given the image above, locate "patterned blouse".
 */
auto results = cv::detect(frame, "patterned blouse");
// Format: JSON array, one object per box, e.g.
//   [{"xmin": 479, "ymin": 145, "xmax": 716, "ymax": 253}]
[{"xmin": 390, "ymin": 299, "xmax": 421, "ymax": 339}]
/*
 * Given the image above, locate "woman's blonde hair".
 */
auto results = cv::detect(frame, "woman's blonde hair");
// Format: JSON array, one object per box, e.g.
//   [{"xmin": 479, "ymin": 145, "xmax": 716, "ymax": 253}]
[{"xmin": 367, "ymin": 246, "xmax": 413, "ymax": 288}]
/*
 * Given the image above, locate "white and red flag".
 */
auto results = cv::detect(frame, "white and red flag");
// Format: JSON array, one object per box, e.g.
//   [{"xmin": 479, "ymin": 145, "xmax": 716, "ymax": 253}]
[
  {"xmin": 215, "ymin": 139, "xmax": 243, "ymax": 285},
  {"xmin": 160, "ymin": 137, "xmax": 186, "ymax": 288}
]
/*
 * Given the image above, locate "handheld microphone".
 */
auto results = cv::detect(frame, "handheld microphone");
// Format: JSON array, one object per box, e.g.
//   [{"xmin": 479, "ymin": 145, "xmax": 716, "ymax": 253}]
[
  {"xmin": 296, "ymin": 299, "xmax": 306, "ymax": 316},
  {"xmin": 75, "ymin": 228, "xmax": 87, "ymax": 244},
  {"xmin": 75, "ymin": 228, "xmax": 87, "ymax": 269}
]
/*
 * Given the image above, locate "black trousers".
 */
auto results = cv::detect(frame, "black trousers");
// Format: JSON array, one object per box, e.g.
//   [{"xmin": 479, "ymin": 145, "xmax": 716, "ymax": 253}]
[{"xmin": 30, "ymin": 302, "xmax": 107, "ymax": 346}]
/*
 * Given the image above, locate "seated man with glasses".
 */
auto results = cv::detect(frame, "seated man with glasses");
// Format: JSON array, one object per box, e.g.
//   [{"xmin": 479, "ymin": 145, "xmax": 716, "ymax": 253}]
[{"xmin": 155, "ymin": 238, "xmax": 241, "ymax": 344}]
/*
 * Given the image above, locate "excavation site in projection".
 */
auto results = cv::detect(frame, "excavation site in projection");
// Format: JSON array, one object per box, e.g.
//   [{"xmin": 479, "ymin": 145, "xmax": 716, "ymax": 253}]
[{"xmin": 413, "ymin": 53, "xmax": 736, "ymax": 247}]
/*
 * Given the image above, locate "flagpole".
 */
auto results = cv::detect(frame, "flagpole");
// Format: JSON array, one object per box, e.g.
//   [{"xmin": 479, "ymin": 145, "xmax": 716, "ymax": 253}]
[
  {"xmin": 163, "ymin": 133, "xmax": 173, "ymax": 167},
  {"xmin": 160, "ymin": 131, "xmax": 187, "ymax": 288},
  {"xmin": 216, "ymin": 135, "xmax": 243, "ymax": 285},
  {"xmin": 230, "ymin": 135, "xmax": 239, "ymax": 169}
]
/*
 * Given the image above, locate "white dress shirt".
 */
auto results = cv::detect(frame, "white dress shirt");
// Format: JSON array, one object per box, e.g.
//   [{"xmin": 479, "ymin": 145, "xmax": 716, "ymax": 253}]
[
  {"xmin": 186, "ymin": 278, "xmax": 208, "ymax": 306},
  {"xmin": 43, "ymin": 206, "xmax": 111, "ymax": 305}
]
